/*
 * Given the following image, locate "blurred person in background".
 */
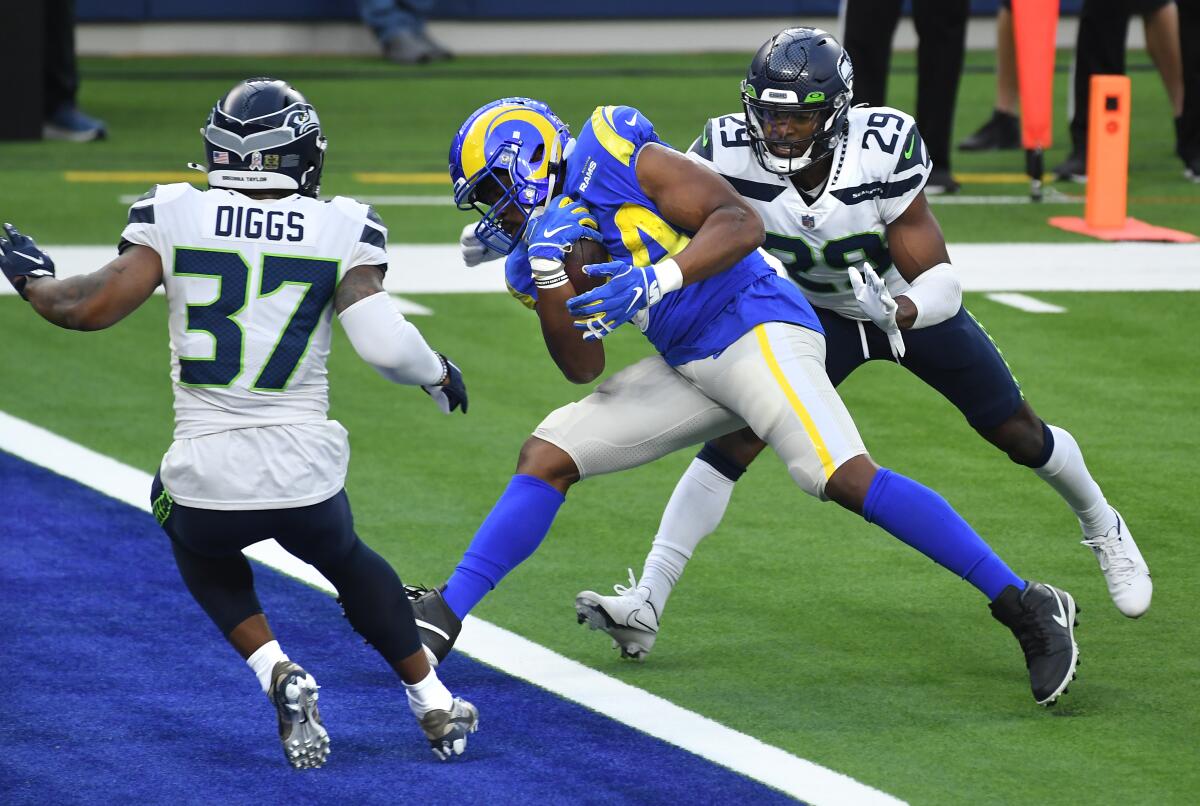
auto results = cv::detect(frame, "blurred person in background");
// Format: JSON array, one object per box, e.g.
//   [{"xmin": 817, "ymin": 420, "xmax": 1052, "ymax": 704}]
[
  {"xmin": 43, "ymin": 0, "xmax": 106, "ymax": 141},
  {"xmin": 1053, "ymin": 0, "xmax": 1184, "ymax": 182},
  {"xmin": 1175, "ymin": 0, "xmax": 1198, "ymax": 180},
  {"xmin": 358, "ymin": 0, "xmax": 452, "ymax": 64},
  {"xmin": 959, "ymin": 0, "xmax": 1022, "ymax": 152},
  {"xmin": 841, "ymin": 0, "xmax": 970, "ymax": 194}
]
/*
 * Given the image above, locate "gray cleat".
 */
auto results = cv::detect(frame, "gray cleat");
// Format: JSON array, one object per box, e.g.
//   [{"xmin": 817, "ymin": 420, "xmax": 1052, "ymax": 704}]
[
  {"xmin": 418, "ymin": 697, "xmax": 479, "ymax": 760},
  {"xmin": 268, "ymin": 660, "xmax": 330, "ymax": 769}
]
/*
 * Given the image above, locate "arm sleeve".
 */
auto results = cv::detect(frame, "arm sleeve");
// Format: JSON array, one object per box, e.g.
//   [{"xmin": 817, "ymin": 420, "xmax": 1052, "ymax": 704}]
[
  {"xmin": 337, "ymin": 291, "xmax": 444, "ymax": 385},
  {"xmin": 876, "ymin": 122, "xmax": 933, "ymax": 224}
]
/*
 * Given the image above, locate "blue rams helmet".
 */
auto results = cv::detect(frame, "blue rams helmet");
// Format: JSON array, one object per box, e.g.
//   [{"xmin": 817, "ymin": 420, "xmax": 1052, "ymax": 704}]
[
  {"xmin": 201, "ymin": 77, "xmax": 327, "ymax": 197},
  {"xmin": 741, "ymin": 28, "xmax": 854, "ymax": 175},
  {"xmin": 449, "ymin": 97, "xmax": 572, "ymax": 254}
]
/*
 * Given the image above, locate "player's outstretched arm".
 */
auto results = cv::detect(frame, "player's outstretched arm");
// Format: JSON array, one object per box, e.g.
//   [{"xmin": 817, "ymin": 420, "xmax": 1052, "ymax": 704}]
[
  {"xmin": 635, "ymin": 143, "xmax": 765, "ymax": 284},
  {"xmin": 335, "ymin": 264, "xmax": 467, "ymax": 413},
  {"xmin": 883, "ymin": 193, "xmax": 961, "ymax": 330},
  {"xmin": 1, "ymin": 223, "xmax": 163, "ymax": 331}
]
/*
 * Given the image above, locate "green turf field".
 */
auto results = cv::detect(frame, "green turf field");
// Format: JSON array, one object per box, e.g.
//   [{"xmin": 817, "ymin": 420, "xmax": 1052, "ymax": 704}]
[
  {"xmin": 2, "ymin": 49, "xmax": 1198, "ymax": 804},
  {"xmin": 0, "ymin": 50, "xmax": 1195, "ymax": 244}
]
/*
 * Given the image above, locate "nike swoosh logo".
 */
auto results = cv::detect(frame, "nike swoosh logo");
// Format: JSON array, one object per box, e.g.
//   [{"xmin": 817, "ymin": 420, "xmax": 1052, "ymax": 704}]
[
  {"xmin": 903, "ymin": 135, "xmax": 915, "ymax": 160},
  {"xmin": 14, "ymin": 251, "xmax": 45, "ymax": 265},
  {"xmin": 628, "ymin": 287, "xmax": 644, "ymax": 310},
  {"xmin": 414, "ymin": 618, "xmax": 451, "ymax": 641},
  {"xmin": 543, "ymin": 224, "xmax": 571, "ymax": 237},
  {"xmin": 1050, "ymin": 591, "xmax": 1069, "ymax": 630},
  {"xmin": 626, "ymin": 113, "xmax": 638, "ymax": 126}
]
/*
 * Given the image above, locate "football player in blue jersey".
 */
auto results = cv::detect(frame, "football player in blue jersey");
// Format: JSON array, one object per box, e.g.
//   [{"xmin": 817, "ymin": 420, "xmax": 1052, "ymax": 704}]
[
  {"xmin": 414, "ymin": 94, "xmax": 1080, "ymax": 706},
  {"xmin": 575, "ymin": 27, "xmax": 1149, "ymax": 664}
]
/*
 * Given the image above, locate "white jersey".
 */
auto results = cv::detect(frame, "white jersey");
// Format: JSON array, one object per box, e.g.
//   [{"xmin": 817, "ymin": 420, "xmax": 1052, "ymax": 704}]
[
  {"xmin": 688, "ymin": 106, "xmax": 931, "ymax": 320},
  {"xmin": 121, "ymin": 183, "xmax": 388, "ymax": 509}
]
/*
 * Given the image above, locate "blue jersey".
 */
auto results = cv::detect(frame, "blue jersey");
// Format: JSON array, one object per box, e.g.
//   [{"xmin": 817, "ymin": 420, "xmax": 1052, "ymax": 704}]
[{"xmin": 562, "ymin": 105, "xmax": 819, "ymax": 365}]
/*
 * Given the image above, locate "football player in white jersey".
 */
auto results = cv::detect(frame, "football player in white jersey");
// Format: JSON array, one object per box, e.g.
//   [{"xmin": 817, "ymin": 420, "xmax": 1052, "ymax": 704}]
[
  {"xmin": 0, "ymin": 78, "xmax": 478, "ymax": 766},
  {"xmin": 574, "ymin": 28, "xmax": 1151, "ymax": 663}
]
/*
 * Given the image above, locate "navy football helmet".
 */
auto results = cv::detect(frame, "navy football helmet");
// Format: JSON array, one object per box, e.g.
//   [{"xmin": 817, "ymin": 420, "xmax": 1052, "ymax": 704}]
[
  {"xmin": 741, "ymin": 28, "xmax": 854, "ymax": 175},
  {"xmin": 448, "ymin": 97, "xmax": 572, "ymax": 255},
  {"xmin": 201, "ymin": 78, "xmax": 327, "ymax": 197}
]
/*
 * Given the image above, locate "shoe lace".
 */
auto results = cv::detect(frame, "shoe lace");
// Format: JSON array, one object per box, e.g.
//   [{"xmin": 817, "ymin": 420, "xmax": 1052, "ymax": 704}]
[
  {"xmin": 1015, "ymin": 608, "xmax": 1053, "ymax": 659},
  {"xmin": 612, "ymin": 568, "xmax": 639, "ymax": 597},
  {"xmin": 1080, "ymin": 526, "xmax": 1139, "ymax": 583},
  {"xmin": 404, "ymin": 583, "xmax": 433, "ymax": 601}
]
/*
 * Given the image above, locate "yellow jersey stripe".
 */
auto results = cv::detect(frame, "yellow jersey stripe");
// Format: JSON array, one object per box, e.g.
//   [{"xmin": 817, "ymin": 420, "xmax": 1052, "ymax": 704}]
[
  {"xmin": 590, "ymin": 106, "xmax": 635, "ymax": 166},
  {"xmin": 753, "ymin": 324, "xmax": 836, "ymax": 480}
]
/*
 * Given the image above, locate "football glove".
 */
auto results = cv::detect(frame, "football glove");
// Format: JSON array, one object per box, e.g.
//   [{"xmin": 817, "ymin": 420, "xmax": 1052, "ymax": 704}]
[
  {"xmin": 566, "ymin": 260, "xmax": 663, "ymax": 341},
  {"xmin": 848, "ymin": 264, "xmax": 906, "ymax": 359},
  {"xmin": 0, "ymin": 223, "xmax": 55, "ymax": 300},
  {"xmin": 460, "ymin": 221, "xmax": 504, "ymax": 268},
  {"xmin": 523, "ymin": 195, "xmax": 601, "ymax": 290},
  {"xmin": 422, "ymin": 352, "xmax": 468, "ymax": 414}
]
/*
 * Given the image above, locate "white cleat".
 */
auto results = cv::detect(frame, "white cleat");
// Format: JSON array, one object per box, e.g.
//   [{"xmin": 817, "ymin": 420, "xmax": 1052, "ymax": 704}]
[
  {"xmin": 1081, "ymin": 508, "xmax": 1152, "ymax": 618},
  {"xmin": 269, "ymin": 660, "xmax": 330, "ymax": 770},
  {"xmin": 575, "ymin": 569, "xmax": 660, "ymax": 661}
]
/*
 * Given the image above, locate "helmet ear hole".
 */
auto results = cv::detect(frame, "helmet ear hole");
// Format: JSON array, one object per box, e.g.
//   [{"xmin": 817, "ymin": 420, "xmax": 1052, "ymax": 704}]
[{"xmin": 530, "ymin": 143, "xmax": 545, "ymax": 164}]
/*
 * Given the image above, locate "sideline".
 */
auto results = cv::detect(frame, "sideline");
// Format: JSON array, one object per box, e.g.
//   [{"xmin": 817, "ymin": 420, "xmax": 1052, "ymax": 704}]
[
  {"xmin": 11, "ymin": 242, "xmax": 1200, "ymax": 297},
  {"xmin": 0, "ymin": 410, "xmax": 904, "ymax": 806}
]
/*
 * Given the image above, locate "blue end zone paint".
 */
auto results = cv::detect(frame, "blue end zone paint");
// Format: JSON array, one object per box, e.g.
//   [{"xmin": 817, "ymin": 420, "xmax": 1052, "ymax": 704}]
[{"xmin": 0, "ymin": 451, "xmax": 800, "ymax": 805}]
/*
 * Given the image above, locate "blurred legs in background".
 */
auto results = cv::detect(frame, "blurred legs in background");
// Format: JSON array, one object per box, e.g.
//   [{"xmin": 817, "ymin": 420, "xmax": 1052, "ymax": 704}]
[
  {"xmin": 358, "ymin": 0, "xmax": 452, "ymax": 65},
  {"xmin": 959, "ymin": 0, "xmax": 1022, "ymax": 152},
  {"xmin": 1055, "ymin": 0, "xmax": 1182, "ymax": 182},
  {"xmin": 1181, "ymin": 0, "xmax": 1200, "ymax": 179},
  {"xmin": 43, "ymin": 0, "xmax": 106, "ymax": 142},
  {"xmin": 842, "ymin": 0, "xmax": 970, "ymax": 194}
]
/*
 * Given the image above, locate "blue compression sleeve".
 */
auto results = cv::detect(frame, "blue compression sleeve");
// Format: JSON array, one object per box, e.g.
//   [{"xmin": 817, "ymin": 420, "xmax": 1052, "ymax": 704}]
[
  {"xmin": 863, "ymin": 468, "xmax": 1025, "ymax": 600},
  {"xmin": 442, "ymin": 474, "xmax": 566, "ymax": 619}
]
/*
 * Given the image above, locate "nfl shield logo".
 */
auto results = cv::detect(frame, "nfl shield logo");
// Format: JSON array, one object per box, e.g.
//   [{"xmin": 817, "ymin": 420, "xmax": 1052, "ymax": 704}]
[
  {"xmin": 801, "ymin": 214, "xmax": 816, "ymax": 229},
  {"xmin": 249, "ymin": 151, "xmax": 264, "ymax": 171}
]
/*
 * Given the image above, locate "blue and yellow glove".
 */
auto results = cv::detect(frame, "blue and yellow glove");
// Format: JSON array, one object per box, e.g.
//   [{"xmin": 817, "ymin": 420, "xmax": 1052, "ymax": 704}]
[
  {"xmin": 566, "ymin": 259, "xmax": 670, "ymax": 341},
  {"xmin": 523, "ymin": 195, "xmax": 601, "ymax": 290},
  {"xmin": 0, "ymin": 223, "xmax": 55, "ymax": 300}
]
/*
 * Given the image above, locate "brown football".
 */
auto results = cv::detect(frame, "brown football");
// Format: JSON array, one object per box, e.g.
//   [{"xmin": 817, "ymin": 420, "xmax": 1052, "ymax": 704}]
[{"xmin": 563, "ymin": 238, "xmax": 610, "ymax": 293}]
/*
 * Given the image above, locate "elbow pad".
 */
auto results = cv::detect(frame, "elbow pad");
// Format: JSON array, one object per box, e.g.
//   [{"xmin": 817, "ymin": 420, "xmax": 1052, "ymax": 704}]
[
  {"xmin": 903, "ymin": 263, "xmax": 962, "ymax": 328},
  {"xmin": 337, "ymin": 292, "xmax": 443, "ymax": 386}
]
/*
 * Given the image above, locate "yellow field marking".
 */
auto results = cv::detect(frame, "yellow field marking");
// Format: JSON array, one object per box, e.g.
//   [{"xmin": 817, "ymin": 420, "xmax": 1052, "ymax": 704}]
[
  {"xmin": 955, "ymin": 172, "xmax": 1037, "ymax": 184},
  {"xmin": 65, "ymin": 171, "xmax": 199, "ymax": 183},
  {"xmin": 354, "ymin": 172, "xmax": 450, "ymax": 185}
]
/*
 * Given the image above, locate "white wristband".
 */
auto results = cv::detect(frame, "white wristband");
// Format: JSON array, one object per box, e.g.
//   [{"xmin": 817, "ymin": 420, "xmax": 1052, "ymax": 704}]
[
  {"xmin": 654, "ymin": 258, "xmax": 684, "ymax": 296},
  {"xmin": 529, "ymin": 256, "xmax": 569, "ymax": 290},
  {"xmin": 903, "ymin": 262, "xmax": 962, "ymax": 329}
]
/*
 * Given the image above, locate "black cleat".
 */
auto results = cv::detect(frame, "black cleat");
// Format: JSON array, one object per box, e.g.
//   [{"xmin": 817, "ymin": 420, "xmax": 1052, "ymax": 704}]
[
  {"xmin": 990, "ymin": 582, "xmax": 1079, "ymax": 706},
  {"xmin": 405, "ymin": 585, "xmax": 462, "ymax": 666},
  {"xmin": 1052, "ymin": 151, "xmax": 1087, "ymax": 183},
  {"xmin": 925, "ymin": 167, "xmax": 961, "ymax": 195},
  {"xmin": 958, "ymin": 109, "xmax": 1021, "ymax": 152}
]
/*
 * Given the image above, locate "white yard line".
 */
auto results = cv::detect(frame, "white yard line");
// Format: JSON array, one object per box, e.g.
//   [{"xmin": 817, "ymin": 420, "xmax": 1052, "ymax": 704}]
[
  {"xmin": 17, "ymin": 243, "xmax": 1200, "ymax": 297},
  {"xmin": 0, "ymin": 410, "xmax": 903, "ymax": 806},
  {"xmin": 984, "ymin": 293, "xmax": 1067, "ymax": 313}
]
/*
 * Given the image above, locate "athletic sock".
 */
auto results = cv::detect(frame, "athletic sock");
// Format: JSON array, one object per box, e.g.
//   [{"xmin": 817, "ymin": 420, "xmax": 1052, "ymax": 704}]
[
  {"xmin": 863, "ymin": 468, "xmax": 1025, "ymax": 600},
  {"xmin": 442, "ymin": 474, "xmax": 565, "ymax": 620},
  {"xmin": 404, "ymin": 668, "xmax": 454, "ymax": 718},
  {"xmin": 1032, "ymin": 423, "xmax": 1116, "ymax": 536},
  {"xmin": 246, "ymin": 639, "xmax": 288, "ymax": 695},
  {"xmin": 638, "ymin": 450, "xmax": 741, "ymax": 616}
]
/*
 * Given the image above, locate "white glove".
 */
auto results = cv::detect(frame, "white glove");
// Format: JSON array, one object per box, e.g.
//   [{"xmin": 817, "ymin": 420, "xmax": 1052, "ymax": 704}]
[
  {"xmin": 848, "ymin": 264, "xmax": 906, "ymax": 359},
  {"xmin": 460, "ymin": 222, "xmax": 503, "ymax": 267}
]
